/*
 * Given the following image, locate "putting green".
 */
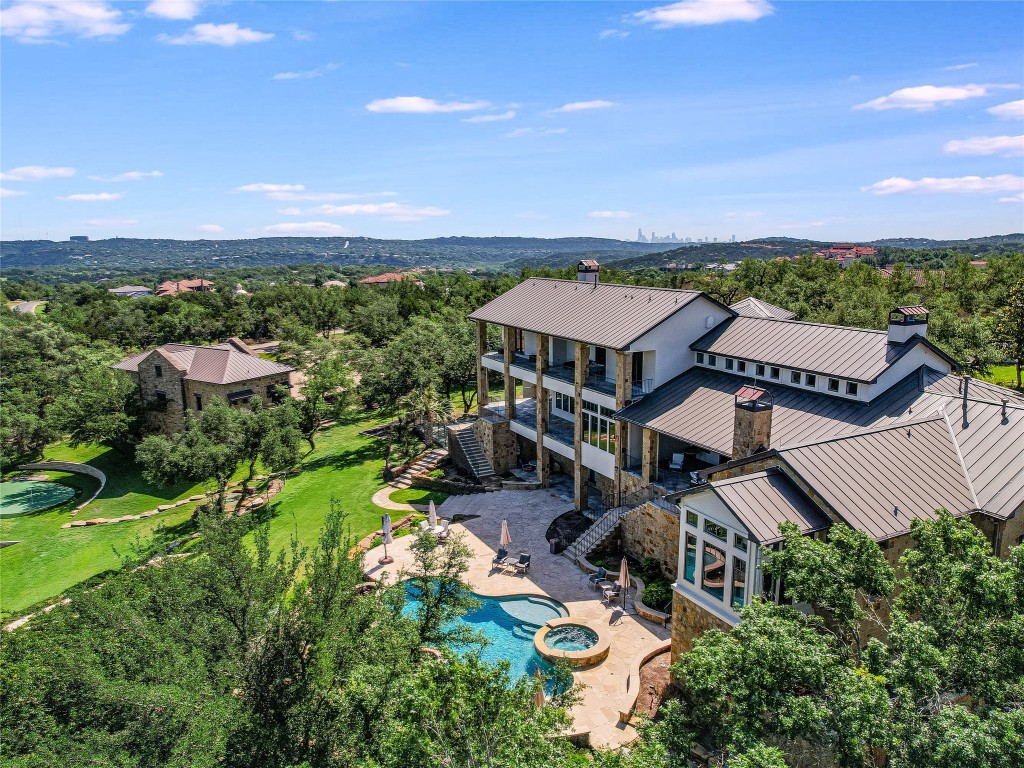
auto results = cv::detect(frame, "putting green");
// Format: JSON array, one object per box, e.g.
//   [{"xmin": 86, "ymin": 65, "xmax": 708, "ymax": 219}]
[{"xmin": 0, "ymin": 481, "xmax": 76, "ymax": 517}]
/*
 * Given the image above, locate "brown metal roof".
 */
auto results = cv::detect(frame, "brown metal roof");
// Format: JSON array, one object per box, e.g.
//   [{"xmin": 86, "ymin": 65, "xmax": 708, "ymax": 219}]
[
  {"xmin": 895, "ymin": 305, "xmax": 928, "ymax": 316},
  {"xmin": 691, "ymin": 315, "xmax": 952, "ymax": 382},
  {"xmin": 114, "ymin": 342, "xmax": 293, "ymax": 385},
  {"xmin": 729, "ymin": 297, "xmax": 796, "ymax": 320},
  {"xmin": 948, "ymin": 398, "xmax": 1024, "ymax": 518},
  {"xmin": 777, "ymin": 415, "xmax": 978, "ymax": 541},
  {"xmin": 468, "ymin": 278, "xmax": 712, "ymax": 349},
  {"xmin": 703, "ymin": 469, "xmax": 830, "ymax": 544}
]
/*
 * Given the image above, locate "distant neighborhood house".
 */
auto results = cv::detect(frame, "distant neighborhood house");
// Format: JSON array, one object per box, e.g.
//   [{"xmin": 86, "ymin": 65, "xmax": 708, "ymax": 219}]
[
  {"xmin": 357, "ymin": 272, "xmax": 424, "ymax": 288},
  {"xmin": 155, "ymin": 278, "xmax": 215, "ymax": 297},
  {"xmin": 113, "ymin": 338, "xmax": 294, "ymax": 435},
  {"xmin": 107, "ymin": 285, "xmax": 153, "ymax": 299}
]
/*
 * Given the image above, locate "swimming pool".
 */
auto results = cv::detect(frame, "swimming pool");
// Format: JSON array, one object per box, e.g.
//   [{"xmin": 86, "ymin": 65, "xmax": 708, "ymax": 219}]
[{"xmin": 403, "ymin": 581, "xmax": 568, "ymax": 681}]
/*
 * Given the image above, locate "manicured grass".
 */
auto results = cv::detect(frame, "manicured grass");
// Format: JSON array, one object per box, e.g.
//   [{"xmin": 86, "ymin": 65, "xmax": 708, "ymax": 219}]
[
  {"xmin": 388, "ymin": 488, "xmax": 450, "ymax": 507},
  {"xmin": 979, "ymin": 364, "xmax": 1022, "ymax": 390}
]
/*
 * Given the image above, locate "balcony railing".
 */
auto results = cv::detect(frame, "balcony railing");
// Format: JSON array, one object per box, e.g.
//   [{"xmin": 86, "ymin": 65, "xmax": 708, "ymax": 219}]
[{"xmin": 631, "ymin": 378, "xmax": 655, "ymax": 399}]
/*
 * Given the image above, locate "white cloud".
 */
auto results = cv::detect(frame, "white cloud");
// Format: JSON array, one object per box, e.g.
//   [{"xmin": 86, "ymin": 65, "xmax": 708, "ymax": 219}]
[
  {"xmin": 505, "ymin": 127, "xmax": 568, "ymax": 138},
  {"xmin": 599, "ymin": 29, "xmax": 629, "ymax": 39},
  {"xmin": 267, "ymin": 190, "xmax": 397, "ymax": 202},
  {"xmin": 462, "ymin": 110, "xmax": 516, "ymax": 123},
  {"xmin": 588, "ymin": 210, "xmax": 635, "ymax": 219},
  {"xmin": 292, "ymin": 30, "xmax": 313, "ymax": 42},
  {"xmin": 159, "ymin": 22, "xmax": 273, "ymax": 46},
  {"xmin": 276, "ymin": 207, "xmax": 304, "ymax": 215},
  {"xmin": 236, "ymin": 183, "xmax": 305, "ymax": 192},
  {"xmin": 778, "ymin": 220, "xmax": 827, "ymax": 229},
  {"xmin": 0, "ymin": 188, "xmax": 27, "ymax": 198},
  {"xmin": 998, "ymin": 193, "xmax": 1024, "ymax": 203},
  {"xmin": 1, "ymin": 165, "xmax": 75, "ymax": 181},
  {"xmin": 0, "ymin": 1, "xmax": 129, "ymax": 42},
  {"xmin": 853, "ymin": 84, "xmax": 1005, "ymax": 112},
  {"xmin": 724, "ymin": 210, "xmax": 765, "ymax": 219},
  {"xmin": 365, "ymin": 96, "xmax": 490, "ymax": 114},
  {"xmin": 552, "ymin": 100, "xmax": 616, "ymax": 113},
  {"xmin": 86, "ymin": 217, "xmax": 137, "ymax": 226},
  {"xmin": 632, "ymin": 0, "xmax": 774, "ymax": 28},
  {"xmin": 862, "ymin": 174, "xmax": 1024, "ymax": 195},
  {"xmin": 265, "ymin": 221, "xmax": 349, "ymax": 235},
  {"xmin": 273, "ymin": 63, "xmax": 338, "ymax": 81},
  {"xmin": 988, "ymin": 100, "xmax": 1024, "ymax": 120},
  {"xmin": 943, "ymin": 135, "xmax": 1024, "ymax": 157},
  {"xmin": 88, "ymin": 170, "xmax": 163, "ymax": 181},
  {"xmin": 145, "ymin": 0, "xmax": 202, "ymax": 20},
  {"xmin": 944, "ymin": 62, "xmax": 978, "ymax": 71},
  {"xmin": 516, "ymin": 210, "xmax": 548, "ymax": 220},
  {"xmin": 312, "ymin": 202, "xmax": 450, "ymax": 221},
  {"xmin": 197, "ymin": 223, "xmax": 223, "ymax": 233},
  {"xmin": 57, "ymin": 192, "xmax": 122, "ymax": 201}
]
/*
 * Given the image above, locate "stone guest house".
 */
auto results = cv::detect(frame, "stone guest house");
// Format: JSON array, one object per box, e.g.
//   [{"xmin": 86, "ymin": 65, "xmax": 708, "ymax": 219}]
[{"xmin": 468, "ymin": 263, "xmax": 1024, "ymax": 657}]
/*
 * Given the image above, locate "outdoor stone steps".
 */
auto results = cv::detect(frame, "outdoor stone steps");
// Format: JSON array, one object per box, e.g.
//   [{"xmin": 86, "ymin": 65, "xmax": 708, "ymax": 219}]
[
  {"xmin": 564, "ymin": 506, "xmax": 631, "ymax": 563},
  {"xmin": 451, "ymin": 429, "xmax": 498, "ymax": 482}
]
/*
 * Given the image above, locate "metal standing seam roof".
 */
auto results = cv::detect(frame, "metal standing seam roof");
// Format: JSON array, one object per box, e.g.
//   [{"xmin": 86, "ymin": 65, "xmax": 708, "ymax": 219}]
[
  {"xmin": 703, "ymin": 469, "xmax": 830, "ymax": 544},
  {"xmin": 729, "ymin": 297, "xmax": 796, "ymax": 320},
  {"xmin": 690, "ymin": 315, "xmax": 951, "ymax": 382},
  {"xmin": 948, "ymin": 398, "xmax": 1024, "ymax": 518},
  {"xmin": 113, "ymin": 343, "xmax": 293, "ymax": 385},
  {"xmin": 776, "ymin": 414, "xmax": 978, "ymax": 541},
  {"xmin": 468, "ymin": 278, "xmax": 713, "ymax": 349}
]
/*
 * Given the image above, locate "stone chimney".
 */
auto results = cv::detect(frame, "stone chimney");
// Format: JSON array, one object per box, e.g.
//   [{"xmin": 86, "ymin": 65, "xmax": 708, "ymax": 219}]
[
  {"xmin": 888, "ymin": 306, "xmax": 929, "ymax": 345},
  {"xmin": 577, "ymin": 259, "xmax": 599, "ymax": 284},
  {"xmin": 732, "ymin": 385, "xmax": 773, "ymax": 459}
]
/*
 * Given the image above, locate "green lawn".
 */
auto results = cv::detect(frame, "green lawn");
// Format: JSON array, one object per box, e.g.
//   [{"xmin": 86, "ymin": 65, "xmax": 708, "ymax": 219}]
[
  {"xmin": 979, "ymin": 364, "xmax": 1022, "ymax": 390},
  {"xmin": 388, "ymin": 488, "xmax": 450, "ymax": 507}
]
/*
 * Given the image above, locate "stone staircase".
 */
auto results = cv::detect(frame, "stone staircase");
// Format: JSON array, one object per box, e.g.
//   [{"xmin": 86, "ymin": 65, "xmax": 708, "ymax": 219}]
[
  {"xmin": 563, "ymin": 506, "xmax": 630, "ymax": 563},
  {"xmin": 450, "ymin": 426, "xmax": 498, "ymax": 484}
]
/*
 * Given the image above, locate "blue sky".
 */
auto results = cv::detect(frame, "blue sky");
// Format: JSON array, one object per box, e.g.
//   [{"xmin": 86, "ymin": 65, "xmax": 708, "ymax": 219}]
[{"xmin": 1, "ymin": 0, "xmax": 1022, "ymax": 242}]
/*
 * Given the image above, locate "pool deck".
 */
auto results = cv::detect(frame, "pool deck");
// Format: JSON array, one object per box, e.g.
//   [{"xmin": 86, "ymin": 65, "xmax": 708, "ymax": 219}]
[{"xmin": 363, "ymin": 487, "xmax": 671, "ymax": 749}]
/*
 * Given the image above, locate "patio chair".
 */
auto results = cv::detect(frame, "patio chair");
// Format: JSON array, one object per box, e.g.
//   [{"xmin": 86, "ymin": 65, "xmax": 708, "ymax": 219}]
[
  {"xmin": 436, "ymin": 519, "xmax": 450, "ymax": 541},
  {"xmin": 493, "ymin": 547, "xmax": 509, "ymax": 567},
  {"xmin": 419, "ymin": 520, "xmax": 430, "ymax": 533},
  {"xmin": 669, "ymin": 453, "xmax": 684, "ymax": 471},
  {"xmin": 511, "ymin": 552, "xmax": 531, "ymax": 574},
  {"xmin": 588, "ymin": 567, "xmax": 608, "ymax": 589},
  {"xmin": 602, "ymin": 583, "xmax": 622, "ymax": 605}
]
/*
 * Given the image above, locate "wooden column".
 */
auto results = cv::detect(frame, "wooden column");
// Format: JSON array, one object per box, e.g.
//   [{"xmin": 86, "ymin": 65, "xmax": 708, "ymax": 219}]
[
  {"xmin": 573, "ymin": 341, "xmax": 590, "ymax": 511},
  {"xmin": 613, "ymin": 350, "xmax": 633, "ymax": 490},
  {"xmin": 641, "ymin": 427, "xmax": 658, "ymax": 485},
  {"xmin": 535, "ymin": 333, "xmax": 550, "ymax": 487},
  {"xmin": 475, "ymin": 320, "xmax": 489, "ymax": 415},
  {"xmin": 503, "ymin": 326, "xmax": 517, "ymax": 420}
]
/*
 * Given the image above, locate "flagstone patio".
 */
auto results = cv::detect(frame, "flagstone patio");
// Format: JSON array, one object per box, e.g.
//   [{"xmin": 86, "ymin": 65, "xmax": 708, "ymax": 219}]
[{"xmin": 363, "ymin": 487, "xmax": 672, "ymax": 749}]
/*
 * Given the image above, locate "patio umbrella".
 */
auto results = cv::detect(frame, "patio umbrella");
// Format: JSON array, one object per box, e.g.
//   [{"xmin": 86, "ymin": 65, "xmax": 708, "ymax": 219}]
[
  {"xmin": 532, "ymin": 666, "xmax": 545, "ymax": 708},
  {"xmin": 379, "ymin": 514, "xmax": 394, "ymax": 565},
  {"xmin": 428, "ymin": 500, "xmax": 438, "ymax": 529},
  {"xmin": 500, "ymin": 518, "xmax": 513, "ymax": 549},
  {"xmin": 617, "ymin": 557, "xmax": 630, "ymax": 607}
]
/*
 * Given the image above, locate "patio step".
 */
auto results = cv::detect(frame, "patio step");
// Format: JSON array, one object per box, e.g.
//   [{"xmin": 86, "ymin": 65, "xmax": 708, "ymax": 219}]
[{"xmin": 451, "ymin": 427, "xmax": 498, "ymax": 483}]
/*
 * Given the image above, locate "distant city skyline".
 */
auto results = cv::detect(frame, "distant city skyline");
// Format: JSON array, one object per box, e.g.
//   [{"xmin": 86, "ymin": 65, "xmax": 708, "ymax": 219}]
[{"xmin": 1, "ymin": 1, "xmax": 1022, "ymax": 242}]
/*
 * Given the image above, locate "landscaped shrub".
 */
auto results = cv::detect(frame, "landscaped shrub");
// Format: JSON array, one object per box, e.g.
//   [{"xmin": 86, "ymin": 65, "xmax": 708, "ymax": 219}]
[{"xmin": 641, "ymin": 581, "xmax": 671, "ymax": 610}]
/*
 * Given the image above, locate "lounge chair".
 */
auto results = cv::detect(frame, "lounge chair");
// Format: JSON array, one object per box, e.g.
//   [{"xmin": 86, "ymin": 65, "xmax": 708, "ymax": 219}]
[
  {"xmin": 420, "ymin": 520, "xmax": 430, "ymax": 533},
  {"xmin": 436, "ymin": 519, "xmax": 450, "ymax": 541},
  {"xmin": 493, "ymin": 547, "xmax": 509, "ymax": 568},
  {"xmin": 511, "ymin": 552, "xmax": 531, "ymax": 574},
  {"xmin": 602, "ymin": 583, "xmax": 622, "ymax": 605},
  {"xmin": 669, "ymin": 453, "xmax": 684, "ymax": 471},
  {"xmin": 588, "ymin": 567, "xmax": 608, "ymax": 589}
]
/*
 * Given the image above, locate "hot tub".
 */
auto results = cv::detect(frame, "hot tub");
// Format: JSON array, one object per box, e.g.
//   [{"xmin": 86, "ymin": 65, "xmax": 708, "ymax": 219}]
[{"xmin": 534, "ymin": 617, "xmax": 610, "ymax": 667}]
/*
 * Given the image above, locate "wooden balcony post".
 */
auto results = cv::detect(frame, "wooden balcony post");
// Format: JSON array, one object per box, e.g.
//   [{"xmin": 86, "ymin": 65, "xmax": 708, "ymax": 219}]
[
  {"xmin": 475, "ymin": 320, "xmax": 489, "ymax": 415},
  {"xmin": 574, "ymin": 341, "xmax": 590, "ymax": 511},
  {"xmin": 535, "ymin": 333, "xmax": 550, "ymax": 486}
]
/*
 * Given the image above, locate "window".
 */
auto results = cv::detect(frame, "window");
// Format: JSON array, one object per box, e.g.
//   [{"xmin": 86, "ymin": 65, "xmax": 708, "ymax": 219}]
[
  {"xmin": 790, "ymin": 371, "xmax": 801, "ymax": 384},
  {"xmin": 769, "ymin": 367, "xmax": 780, "ymax": 380},
  {"xmin": 554, "ymin": 392, "xmax": 575, "ymax": 414},
  {"xmin": 595, "ymin": 347, "xmax": 607, "ymax": 366},
  {"xmin": 581, "ymin": 399, "xmax": 616, "ymax": 454},
  {"xmin": 755, "ymin": 363, "xmax": 765, "ymax": 377},
  {"xmin": 701, "ymin": 542, "xmax": 726, "ymax": 600},
  {"xmin": 154, "ymin": 391, "xmax": 167, "ymax": 410},
  {"xmin": 805, "ymin": 374, "xmax": 816, "ymax": 387},
  {"xmin": 686, "ymin": 510, "xmax": 698, "ymax": 528},
  {"xmin": 154, "ymin": 364, "xmax": 163, "ymax": 378},
  {"xmin": 846, "ymin": 382, "xmax": 859, "ymax": 396},
  {"xmin": 731, "ymin": 557, "xmax": 747, "ymax": 609},
  {"xmin": 733, "ymin": 533, "xmax": 748, "ymax": 552},
  {"xmin": 704, "ymin": 519, "xmax": 727, "ymax": 541},
  {"xmin": 684, "ymin": 534, "xmax": 697, "ymax": 583},
  {"xmin": 696, "ymin": 352, "xmax": 705, "ymax": 364},
  {"xmin": 707, "ymin": 354, "xmax": 717, "ymax": 366},
  {"xmin": 194, "ymin": 393, "xmax": 203, "ymax": 412},
  {"xmin": 737, "ymin": 360, "xmax": 747, "ymax": 373},
  {"xmin": 725, "ymin": 358, "xmax": 734, "ymax": 371},
  {"xmin": 828, "ymin": 378, "xmax": 840, "ymax": 392}
]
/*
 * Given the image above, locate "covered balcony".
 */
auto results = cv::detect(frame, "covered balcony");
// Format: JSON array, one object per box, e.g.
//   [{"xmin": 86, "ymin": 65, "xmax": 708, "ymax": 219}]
[{"xmin": 486, "ymin": 397, "xmax": 575, "ymax": 449}]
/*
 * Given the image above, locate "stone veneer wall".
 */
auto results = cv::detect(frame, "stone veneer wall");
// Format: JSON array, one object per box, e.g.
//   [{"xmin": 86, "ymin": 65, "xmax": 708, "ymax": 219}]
[
  {"xmin": 471, "ymin": 416, "xmax": 517, "ymax": 475},
  {"xmin": 670, "ymin": 589, "xmax": 733, "ymax": 664},
  {"xmin": 621, "ymin": 502, "xmax": 681, "ymax": 580}
]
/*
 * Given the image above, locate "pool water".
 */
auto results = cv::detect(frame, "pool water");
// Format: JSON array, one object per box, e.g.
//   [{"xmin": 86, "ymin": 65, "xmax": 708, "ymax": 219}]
[
  {"xmin": 0, "ymin": 480, "xmax": 75, "ymax": 517},
  {"xmin": 546, "ymin": 625, "xmax": 598, "ymax": 652},
  {"xmin": 404, "ymin": 582, "xmax": 568, "ymax": 681}
]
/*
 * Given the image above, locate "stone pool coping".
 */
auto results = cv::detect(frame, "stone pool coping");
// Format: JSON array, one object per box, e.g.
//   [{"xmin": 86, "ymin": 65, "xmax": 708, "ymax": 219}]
[{"xmin": 534, "ymin": 617, "xmax": 611, "ymax": 667}]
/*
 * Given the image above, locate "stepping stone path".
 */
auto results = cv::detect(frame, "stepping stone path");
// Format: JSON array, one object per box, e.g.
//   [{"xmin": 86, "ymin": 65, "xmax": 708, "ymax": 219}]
[{"xmin": 371, "ymin": 447, "xmax": 449, "ymax": 513}]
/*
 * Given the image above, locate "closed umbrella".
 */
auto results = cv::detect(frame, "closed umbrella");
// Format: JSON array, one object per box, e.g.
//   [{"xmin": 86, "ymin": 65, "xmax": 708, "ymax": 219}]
[
  {"xmin": 532, "ymin": 666, "xmax": 545, "ymax": 708},
  {"xmin": 428, "ymin": 500, "xmax": 438, "ymax": 529},
  {"xmin": 617, "ymin": 557, "xmax": 630, "ymax": 607},
  {"xmin": 500, "ymin": 518, "xmax": 513, "ymax": 549},
  {"xmin": 379, "ymin": 514, "xmax": 394, "ymax": 565}
]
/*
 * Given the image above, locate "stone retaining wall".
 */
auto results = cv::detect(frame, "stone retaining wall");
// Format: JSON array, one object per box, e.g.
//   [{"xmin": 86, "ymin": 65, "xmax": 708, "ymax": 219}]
[
  {"xmin": 410, "ymin": 475, "xmax": 489, "ymax": 495},
  {"xmin": 670, "ymin": 588, "xmax": 733, "ymax": 664},
  {"xmin": 19, "ymin": 461, "xmax": 106, "ymax": 512},
  {"xmin": 620, "ymin": 501, "xmax": 681, "ymax": 580}
]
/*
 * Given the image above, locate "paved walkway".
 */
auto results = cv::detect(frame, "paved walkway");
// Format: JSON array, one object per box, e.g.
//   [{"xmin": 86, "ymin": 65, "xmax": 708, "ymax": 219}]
[
  {"xmin": 370, "ymin": 447, "xmax": 448, "ymax": 512},
  {"xmin": 363, "ymin": 487, "xmax": 671, "ymax": 749}
]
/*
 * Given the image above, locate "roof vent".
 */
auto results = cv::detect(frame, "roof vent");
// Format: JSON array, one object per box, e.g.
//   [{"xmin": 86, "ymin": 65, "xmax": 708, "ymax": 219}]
[{"xmin": 888, "ymin": 306, "xmax": 928, "ymax": 345}]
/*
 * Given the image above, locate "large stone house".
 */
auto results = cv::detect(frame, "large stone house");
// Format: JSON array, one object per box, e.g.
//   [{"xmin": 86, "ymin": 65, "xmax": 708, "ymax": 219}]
[
  {"xmin": 113, "ymin": 338, "xmax": 294, "ymax": 435},
  {"xmin": 469, "ymin": 262, "xmax": 1024, "ymax": 661}
]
